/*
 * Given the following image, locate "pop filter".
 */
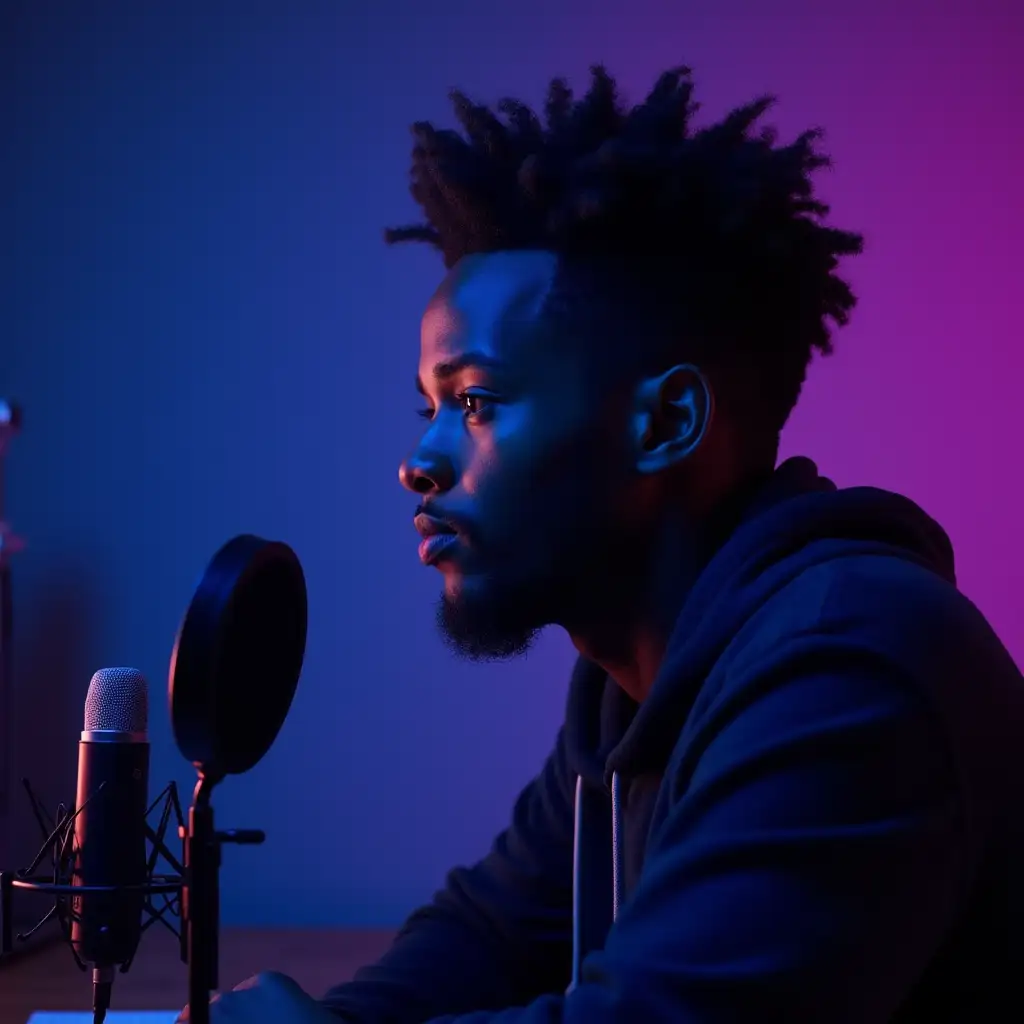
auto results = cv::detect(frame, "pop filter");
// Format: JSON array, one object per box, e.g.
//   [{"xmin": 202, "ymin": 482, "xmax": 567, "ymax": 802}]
[{"xmin": 169, "ymin": 534, "xmax": 307, "ymax": 780}]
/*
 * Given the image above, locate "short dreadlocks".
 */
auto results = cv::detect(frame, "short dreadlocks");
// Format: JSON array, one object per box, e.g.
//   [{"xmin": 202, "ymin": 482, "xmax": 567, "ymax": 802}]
[{"xmin": 386, "ymin": 65, "xmax": 864, "ymax": 447}]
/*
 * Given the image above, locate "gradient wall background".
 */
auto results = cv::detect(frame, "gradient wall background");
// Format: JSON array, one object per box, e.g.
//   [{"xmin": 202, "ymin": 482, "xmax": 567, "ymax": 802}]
[{"xmin": 1, "ymin": 0, "xmax": 1021, "ymax": 929}]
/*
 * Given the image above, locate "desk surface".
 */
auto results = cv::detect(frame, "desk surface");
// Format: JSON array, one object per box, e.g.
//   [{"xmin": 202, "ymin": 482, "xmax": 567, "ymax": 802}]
[{"xmin": 0, "ymin": 927, "xmax": 396, "ymax": 1024}]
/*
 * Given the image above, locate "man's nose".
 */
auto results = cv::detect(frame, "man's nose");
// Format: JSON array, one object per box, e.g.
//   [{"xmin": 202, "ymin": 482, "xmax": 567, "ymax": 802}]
[{"xmin": 398, "ymin": 448, "xmax": 455, "ymax": 495}]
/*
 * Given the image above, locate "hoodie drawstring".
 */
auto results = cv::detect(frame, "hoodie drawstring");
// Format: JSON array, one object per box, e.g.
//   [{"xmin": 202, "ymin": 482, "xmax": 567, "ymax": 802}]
[
  {"xmin": 568, "ymin": 775, "xmax": 583, "ymax": 994},
  {"xmin": 610, "ymin": 771, "xmax": 623, "ymax": 921},
  {"xmin": 567, "ymin": 772, "xmax": 623, "ymax": 994}
]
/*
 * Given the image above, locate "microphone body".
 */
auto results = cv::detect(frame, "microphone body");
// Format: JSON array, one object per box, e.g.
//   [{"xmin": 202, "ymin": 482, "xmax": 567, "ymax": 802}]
[
  {"xmin": 70, "ymin": 733, "xmax": 149, "ymax": 965},
  {"xmin": 70, "ymin": 668, "xmax": 151, "ymax": 1023}
]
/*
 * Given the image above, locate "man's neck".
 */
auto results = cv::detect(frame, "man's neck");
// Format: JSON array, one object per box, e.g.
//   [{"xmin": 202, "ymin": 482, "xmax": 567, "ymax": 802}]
[
  {"xmin": 569, "ymin": 471, "xmax": 769, "ymax": 704},
  {"xmin": 569, "ymin": 523, "xmax": 706, "ymax": 703}
]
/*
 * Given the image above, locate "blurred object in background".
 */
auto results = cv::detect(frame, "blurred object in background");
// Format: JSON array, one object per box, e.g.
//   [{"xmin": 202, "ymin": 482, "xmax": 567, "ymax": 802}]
[
  {"xmin": 0, "ymin": 398, "xmax": 25, "ymax": 819},
  {"xmin": 0, "ymin": 400, "xmax": 23, "ymax": 443}
]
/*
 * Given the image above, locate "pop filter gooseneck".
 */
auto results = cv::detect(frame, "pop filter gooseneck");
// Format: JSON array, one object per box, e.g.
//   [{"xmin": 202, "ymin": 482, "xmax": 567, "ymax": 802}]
[{"xmin": 168, "ymin": 535, "xmax": 307, "ymax": 1024}]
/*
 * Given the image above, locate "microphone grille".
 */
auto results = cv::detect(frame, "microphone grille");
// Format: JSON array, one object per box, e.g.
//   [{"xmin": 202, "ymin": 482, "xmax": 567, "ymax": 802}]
[{"xmin": 84, "ymin": 667, "xmax": 149, "ymax": 734}]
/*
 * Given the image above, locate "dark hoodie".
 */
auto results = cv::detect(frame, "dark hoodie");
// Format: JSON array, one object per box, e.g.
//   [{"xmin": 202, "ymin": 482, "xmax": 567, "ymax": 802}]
[{"xmin": 322, "ymin": 458, "xmax": 1024, "ymax": 1023}]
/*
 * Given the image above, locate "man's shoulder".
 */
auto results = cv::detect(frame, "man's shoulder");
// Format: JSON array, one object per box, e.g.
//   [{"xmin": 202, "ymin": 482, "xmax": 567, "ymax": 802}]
[
  {"xmin": 733, "ymin": 551, "xmax": 1022, "ymax": 732},
  {"xmin": 799, "ymin": 552, "xmax": 991, "ymax": 652},
  {"xmin": 704, "ymin": 549, "xmax": 1018, "ymax": 731}
]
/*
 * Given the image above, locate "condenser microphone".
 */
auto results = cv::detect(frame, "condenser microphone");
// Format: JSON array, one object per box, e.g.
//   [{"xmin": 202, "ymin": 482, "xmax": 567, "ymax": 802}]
[{"xmin": 71, "ymin": 667, "xmax": 151, "ymax": 1024}]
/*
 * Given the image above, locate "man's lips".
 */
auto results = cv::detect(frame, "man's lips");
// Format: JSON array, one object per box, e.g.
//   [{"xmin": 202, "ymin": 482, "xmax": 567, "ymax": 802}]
[
  {"xmin": 418, "ymin": 532, "xmax": 459, "ymax": 565},
  {"xmin": 413, "ymin": 513, "xmax": 457, "ymax": 539},
  {"xmin": 414, "ymin": 513, "xmax": 461, "ymax": 566}
]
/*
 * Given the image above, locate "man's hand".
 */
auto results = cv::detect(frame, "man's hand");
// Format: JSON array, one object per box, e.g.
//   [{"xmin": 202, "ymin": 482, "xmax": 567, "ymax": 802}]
[{"xmin": 175, "ymin": 970, "xmax": 339, "ymax": 1023}]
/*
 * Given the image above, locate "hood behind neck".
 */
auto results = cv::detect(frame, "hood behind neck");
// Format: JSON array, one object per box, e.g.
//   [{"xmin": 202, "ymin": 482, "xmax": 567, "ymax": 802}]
[{"xmin": 565, "ymin": 456, "xmax": 957, "ymax": 788}]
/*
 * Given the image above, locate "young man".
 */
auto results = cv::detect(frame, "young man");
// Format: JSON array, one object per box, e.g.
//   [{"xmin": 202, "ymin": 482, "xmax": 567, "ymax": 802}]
[{"xmin": 186, "ymin": 65, "xmax": 1024, "ymax": 1023}]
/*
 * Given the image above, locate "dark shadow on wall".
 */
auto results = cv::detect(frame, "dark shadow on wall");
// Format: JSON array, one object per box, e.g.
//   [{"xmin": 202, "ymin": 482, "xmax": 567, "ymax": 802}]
[{"xmin": 0, "ymin": 557, "xmax": 99, "ymax": 952}]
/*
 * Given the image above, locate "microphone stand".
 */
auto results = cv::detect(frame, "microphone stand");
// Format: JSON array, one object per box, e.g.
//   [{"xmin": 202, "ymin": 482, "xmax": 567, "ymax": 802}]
[{"xmin": 181, "ymin": 773, "xmax": 264, "ymax": 1024}]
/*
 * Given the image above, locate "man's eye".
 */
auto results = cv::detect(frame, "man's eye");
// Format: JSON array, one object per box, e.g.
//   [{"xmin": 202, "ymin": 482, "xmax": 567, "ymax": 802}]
[
  {"xmin": 416, "ymin": 392, "xmax": 495, "ymax": 423},
  {"xmin": 456, "ymin": 391, "xmax": 494, "ymax": 419}
]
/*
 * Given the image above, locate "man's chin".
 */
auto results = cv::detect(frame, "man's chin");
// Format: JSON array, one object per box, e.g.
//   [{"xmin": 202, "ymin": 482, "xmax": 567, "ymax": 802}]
[{"xmin": 436, "ymin": 585, "xmax": 541, "ymax": 662}]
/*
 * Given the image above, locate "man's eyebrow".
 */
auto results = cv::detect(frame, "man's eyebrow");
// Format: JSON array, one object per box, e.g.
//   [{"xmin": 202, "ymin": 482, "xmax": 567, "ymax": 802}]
[{"xmin": 415, "ymin": 352, "xmax": 505, "ymax": 394}]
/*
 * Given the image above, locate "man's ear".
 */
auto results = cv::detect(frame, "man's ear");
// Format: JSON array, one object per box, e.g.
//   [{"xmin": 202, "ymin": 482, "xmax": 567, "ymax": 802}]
[{"xmin": 631, "ymin": 364, "xmax": 713, "ymax": 474}]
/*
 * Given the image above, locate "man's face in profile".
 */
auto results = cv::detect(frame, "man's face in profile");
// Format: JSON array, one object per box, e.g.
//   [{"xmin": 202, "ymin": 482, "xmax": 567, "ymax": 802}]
[{"xmin": 399, "ymin": 250, "xmax": 637, "ymax": 660}]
